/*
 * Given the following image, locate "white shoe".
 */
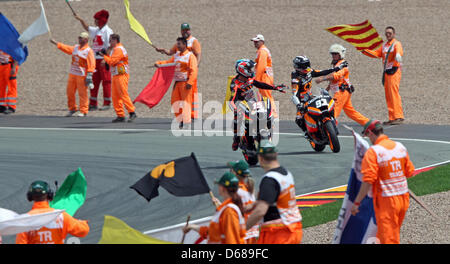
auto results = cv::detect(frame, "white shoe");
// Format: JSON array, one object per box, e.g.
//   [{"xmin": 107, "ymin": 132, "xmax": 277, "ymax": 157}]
[
  {"xmin": 65, "ymin": 111, "xmax": 77, "ymax": 117},
  {"xmin": 76, "ymin": 112, "xmax": 87, "ymax": 117}
]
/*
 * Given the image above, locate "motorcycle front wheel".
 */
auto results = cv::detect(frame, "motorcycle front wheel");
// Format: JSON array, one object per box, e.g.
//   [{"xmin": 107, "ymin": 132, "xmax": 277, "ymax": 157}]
[
  {"xmin": 325, "ymin": 120, "xmax": 340, "ymax": 153},
  {"xmin": 309, "ymin": 140, "xmax": 326, "ymax": 152}
]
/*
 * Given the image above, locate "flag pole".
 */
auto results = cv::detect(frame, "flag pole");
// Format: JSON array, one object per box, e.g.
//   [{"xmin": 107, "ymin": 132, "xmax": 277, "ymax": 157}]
[
  {"xmin": 408, "ymin": 189, "xmax": 440, "ymax": 220},
  {"xmin": 180, "ymin": 214, "xmax": 191, "ymax": 244},
  {"xmin": 65, "ymin": 0, "xmax": 77, "ymax": 16},
  {"xmin": 48, "ymin": 27, "xmax": 52, "ymax": 40},
  {"xmin": 209, "ymin": 191, "xmax": 220, "ymax": 208}
]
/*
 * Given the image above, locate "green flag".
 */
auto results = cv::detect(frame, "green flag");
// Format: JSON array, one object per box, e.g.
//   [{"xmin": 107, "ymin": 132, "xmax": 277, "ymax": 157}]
[{"xmin": 50, "ymin": 168, "xmax": 87, "ymax": 216}]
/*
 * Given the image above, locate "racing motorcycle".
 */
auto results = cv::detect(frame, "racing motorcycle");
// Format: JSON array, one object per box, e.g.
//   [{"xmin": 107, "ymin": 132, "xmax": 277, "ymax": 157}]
[
  {"xmin": 234, "ymin": 89, "xmax": 276, "ymax": 165},
  {"xmin": 292, "ymin": 89, "xmax": 340, "ymax": 153}
]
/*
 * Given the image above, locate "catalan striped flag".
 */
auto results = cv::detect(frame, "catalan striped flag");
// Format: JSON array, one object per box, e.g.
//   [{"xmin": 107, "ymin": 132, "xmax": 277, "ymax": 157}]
[{"xmin": 326, "ymin": 20, "xmax": 383, "ymax": 51}]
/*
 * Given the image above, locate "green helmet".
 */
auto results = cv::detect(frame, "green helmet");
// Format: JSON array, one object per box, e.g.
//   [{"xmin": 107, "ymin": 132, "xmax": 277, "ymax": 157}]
[
  {"xmin": 27, "ymin": 180, "xmax": 53, "ymax": 201},
  {"xmin": 181, "ymin": 23, "xmax": 190, "ymax": 30},
  {"xmin": 215, "ymin": 172, "xmax": 239, "ymax": 189},
  {"xmin": 257, "ymin": 139, "xmax": 278, "ymax": 155},
  {"xmin": 227, "ymin": 160, "xmax": 250, "ymax": 177}
]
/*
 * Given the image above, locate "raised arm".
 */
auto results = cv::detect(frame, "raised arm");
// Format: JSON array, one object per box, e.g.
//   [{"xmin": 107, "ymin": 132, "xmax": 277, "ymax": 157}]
[
  {"xmin": 253, "ymin": 80, "xmax": 285, "ymax": 92},
  {"xmin": 154, "ymin": 56, "xmax": 175, "ymax": 67},
  {"xmin": 74, "ymin": 15, "xmax": 89, "ymax": 31},
  {"xmin": 55, "ymin": 42, "xmax": 75, "ymax": 55},
  {"xmin": 362, "ymin": 46, "xmax": 382, "ymax": 59},
  {"xmin": 311, "ymin": 61, "xmax": 348, "ymax": 77}
]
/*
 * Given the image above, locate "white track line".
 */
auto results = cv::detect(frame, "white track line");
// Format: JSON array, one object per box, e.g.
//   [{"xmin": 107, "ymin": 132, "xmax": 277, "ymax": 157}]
[
  {"xmin": 1, "ymin": 126, "xmax": 450, "ymax": 145},
  {"xmin": 1, "ymin": 126, "xmax": 447, "ymax": 235}
]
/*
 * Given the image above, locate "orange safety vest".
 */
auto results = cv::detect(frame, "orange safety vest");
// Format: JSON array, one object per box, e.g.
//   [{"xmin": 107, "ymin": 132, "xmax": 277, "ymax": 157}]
[
  {"xmin": 156, "ymin": 50, "xmax": 198, "ymax": 85},
  {"xmin": 329, "ymin": 59, "xmax": 351, "ymax": 93},
  {"xmin": 108, "ymin": 44, "xmax": 129, "ymax": 76},
  {"xmin": 261, "ymin": 170, "xmax": 302, "ymax": 231},
  {"xmin": 173, "ymin": 50, "xmax": 195, "ymax": 82},
  {"xmin": 237, "ymin": 182, "xmax": 259, "ymax": 240},
  {"xmin": 255, "ymin": 45, "xmax": 273, "ymax": 82},
  {"xmin": 171, "ymin": 35, "xmax": 201, "ymax": 57},
  {"xmin": 70, "ymin": 45, "xmax": 93, "ymax": 76},
  {"xmin": 362, "ymin": 39, "xmax": 403, "ymax": 71},
  {"xmin": 202, "ymin": 199, "xmax": 246, "ymax": 244},
  {"xmin": 381, "ymin": 40, "xmax": 402, "ymax": 71},
  {"xmin": 362, "ymin": 135, "xmax": 414, "ymax": 198},
  {"xmin": 187, "ymin": 36, "xmax": 198, "ymax": 50},
  {"xmin": 15, "ymin": 201, "xmax": 89, "ymax": 244}
]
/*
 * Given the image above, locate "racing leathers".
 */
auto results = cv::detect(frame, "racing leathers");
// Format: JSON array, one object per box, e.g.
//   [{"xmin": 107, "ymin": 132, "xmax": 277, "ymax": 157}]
[
  {"xmin": 229, "ymin": 76, "xmax": 284, "ymax": 150},
  {"xmin": 291, "ymin": 64, "xmax": 347, "ymax": 132}
]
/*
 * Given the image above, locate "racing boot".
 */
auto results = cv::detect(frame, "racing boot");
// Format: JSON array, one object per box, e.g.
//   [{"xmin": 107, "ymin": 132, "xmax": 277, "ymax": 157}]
[
  {"xmin": 112, "ymin": 117, "xmax": 126, "ymax": 123},
  {"xmin": 296, "ymin": 117, "xmax": 312, "ymax": 141},
  {"xmin": 295, "ymin": 117, "xmax": 307, "ymax": 132},
  {"xmin": 232, "ymin": 135, "xmax": 240, "ymax": 151},
  {"xmin": 128, "ymin": 112, "xmax": 137, "ymax": 123}
]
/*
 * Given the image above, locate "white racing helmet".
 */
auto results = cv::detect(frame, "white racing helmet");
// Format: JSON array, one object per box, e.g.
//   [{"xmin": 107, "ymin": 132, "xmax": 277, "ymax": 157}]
[{"xmin": 329, "ymin": 44, "xmax": 346, "ymax": 59}]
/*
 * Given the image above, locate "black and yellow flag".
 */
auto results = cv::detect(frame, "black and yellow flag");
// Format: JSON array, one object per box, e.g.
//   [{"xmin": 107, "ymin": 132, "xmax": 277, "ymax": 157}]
[{"xmin": 130, "ymin": 153, "xmax": 210, "ymax": 202}]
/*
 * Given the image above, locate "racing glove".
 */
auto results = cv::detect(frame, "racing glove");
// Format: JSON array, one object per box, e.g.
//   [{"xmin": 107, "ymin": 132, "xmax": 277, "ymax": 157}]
[
  {"xmin": 291, "ymin": 95, "xmax": 306, "ymax": 113},
  {"xmin": 275, "ymin": 84, "xmax": 287, "ymax": 93},
  {"xmin": 85, "ymin": 72, "xmax": 94, "ymax": 90}
]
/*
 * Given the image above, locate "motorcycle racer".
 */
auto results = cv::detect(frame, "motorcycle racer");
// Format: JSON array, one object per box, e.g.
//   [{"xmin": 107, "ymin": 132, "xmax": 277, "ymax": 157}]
[
  {"xmin": 290, "ymin": 55, "xmax": 347, "ymax": 133},
  {"xmin": 228, "ymin": 59, "xmax": 286, "ymax": 151}
]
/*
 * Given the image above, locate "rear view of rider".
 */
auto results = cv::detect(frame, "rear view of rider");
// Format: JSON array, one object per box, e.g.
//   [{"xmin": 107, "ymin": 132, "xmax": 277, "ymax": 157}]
[
  {"xmin": 229, "ymin": 59, "xmax": 285, "ymax": 151},
  {"xmin": 290, "ymin": 56, "xmax": 347, "ymax": 133}
]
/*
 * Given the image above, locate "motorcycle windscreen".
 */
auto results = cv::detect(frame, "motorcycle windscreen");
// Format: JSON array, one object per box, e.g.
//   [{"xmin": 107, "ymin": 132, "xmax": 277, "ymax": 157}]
[{"xmin": 328, "ymin": 98, "xmax": 335, "ymax": 113}]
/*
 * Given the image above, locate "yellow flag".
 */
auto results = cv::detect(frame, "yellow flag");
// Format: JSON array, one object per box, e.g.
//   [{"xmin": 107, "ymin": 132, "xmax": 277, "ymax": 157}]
[
  {"xmin": 222, "ymin": 76, "xmax": 235, "ymax": 114},
  {"xmin": 98, "ymin": 215, "xmax": 175, "ymax": 244},
  {"xmin": 123, "ymin": 0, "xmax": 153, "ymax": 45}
]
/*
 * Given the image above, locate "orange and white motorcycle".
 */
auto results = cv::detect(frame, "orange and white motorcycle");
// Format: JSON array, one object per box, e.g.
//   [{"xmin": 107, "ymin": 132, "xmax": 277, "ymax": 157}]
[{"xmin": 292, "ymin": 89, "xmax": 340, "ymax": 153}]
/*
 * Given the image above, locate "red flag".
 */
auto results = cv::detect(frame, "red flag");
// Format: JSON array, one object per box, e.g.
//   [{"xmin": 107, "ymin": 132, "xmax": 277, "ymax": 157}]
[{"xmin": 134, "ymin": 64, "xmax": 176, "ymax": 108}]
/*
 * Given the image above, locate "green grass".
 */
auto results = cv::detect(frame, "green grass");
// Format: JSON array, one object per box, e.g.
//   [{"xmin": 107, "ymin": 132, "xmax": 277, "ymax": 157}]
[
  {"xmin": 303, "ymin": 163, "xmax": 450, "ymax": 228},
  {"xmin": 302, "ymin": 200, "xmax": 342, "ymax": 228},
  {"xmin": 407, "ymin": 163, "xmax": 450, "ymax": 196}
]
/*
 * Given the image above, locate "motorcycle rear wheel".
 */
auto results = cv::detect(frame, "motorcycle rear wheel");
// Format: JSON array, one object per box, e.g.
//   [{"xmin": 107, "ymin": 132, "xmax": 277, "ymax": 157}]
[{"xmin": 243, "ymin": 151, "xmax": 258, "ymax": 166}]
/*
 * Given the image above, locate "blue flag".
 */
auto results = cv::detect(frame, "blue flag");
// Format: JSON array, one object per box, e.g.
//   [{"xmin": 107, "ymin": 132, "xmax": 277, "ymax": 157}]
[
  {"xmin": 0, "ymin": 13, "xmax": 28, "ymax": 65},
  {"xmin": 332, "ymin": 131, "xmax": 378, "ymax": 244}
]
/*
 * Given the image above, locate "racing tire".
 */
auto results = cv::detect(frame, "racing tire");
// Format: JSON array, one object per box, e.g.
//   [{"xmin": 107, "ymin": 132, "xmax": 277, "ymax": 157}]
[
  {"xmin": 309, "ymin": 140, "xmax": 326, "ymax": 152},
  {"xmin": 325, "ymin": 120, "xmax": 340, "ymax": 153},
  {"xmin": 243, "ymin": 151, "xmax": 258, "ymax": 166}
]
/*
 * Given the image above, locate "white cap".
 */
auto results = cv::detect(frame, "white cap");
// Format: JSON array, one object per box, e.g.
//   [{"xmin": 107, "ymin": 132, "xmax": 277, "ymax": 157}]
[
  {"xmin": 79, "ymin": 32, "xmax": 89, "ymax": 39},
  {"xmin": 251, "ymin": 34, "xmax": 265, "ymax": 42}
]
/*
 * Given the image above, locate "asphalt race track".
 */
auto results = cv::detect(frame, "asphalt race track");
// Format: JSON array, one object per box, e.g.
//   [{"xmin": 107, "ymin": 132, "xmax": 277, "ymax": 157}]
[{"xmin": 1, "ymin": 115, "xmax": 449, "ymax": 244}]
